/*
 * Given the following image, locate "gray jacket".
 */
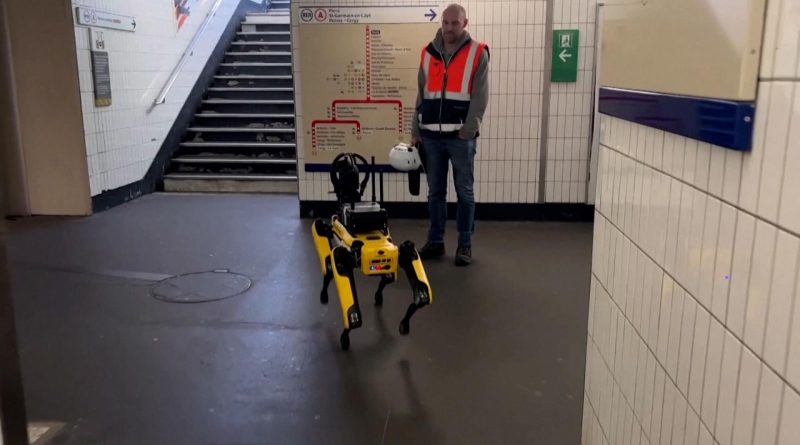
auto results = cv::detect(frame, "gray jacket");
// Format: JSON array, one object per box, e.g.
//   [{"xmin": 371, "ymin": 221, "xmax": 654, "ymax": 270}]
[{"xmin": 411, "ymin": 29, "xmax": 490, "ymax": 140}]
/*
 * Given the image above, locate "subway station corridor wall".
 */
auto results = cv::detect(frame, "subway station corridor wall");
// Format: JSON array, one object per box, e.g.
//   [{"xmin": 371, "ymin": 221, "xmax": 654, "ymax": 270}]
[
  {"xmin": 71, "ymin": 0, "xmax": 239, "ymax": 196},
  {"xmin": 2, "ymin": 0, "xmax": 92, "ymax": 216},
  {"xmin": 295, "ymin": 0, "xmax": 598, "ymax": 204},
  {"xmin": 582, "ymin": 1, "xmax": 800, "ymax": 444}
]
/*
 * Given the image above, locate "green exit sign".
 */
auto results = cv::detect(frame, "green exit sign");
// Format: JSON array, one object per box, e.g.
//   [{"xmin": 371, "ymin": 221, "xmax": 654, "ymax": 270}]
[{"xmin": 552, "ymin": 29, "xmax": 579, "ymax": 82}]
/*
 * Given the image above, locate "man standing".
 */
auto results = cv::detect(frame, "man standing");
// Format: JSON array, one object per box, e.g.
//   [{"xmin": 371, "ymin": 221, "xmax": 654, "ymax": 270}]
[{"xmin": 411, "ymin": 3, "xmax": 489, "ymax": 266}]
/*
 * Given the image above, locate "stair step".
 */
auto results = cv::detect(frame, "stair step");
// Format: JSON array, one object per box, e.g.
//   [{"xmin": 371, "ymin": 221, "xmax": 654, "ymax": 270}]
[
  {"xmin": 172, "ymin": 156, "xmax": 296, "ymax": 165},
  {"xmin": 187, "ymin": 127, "xmax": 295, "ymax": 132},
  {"xmin": 180, "ymin": 142, "xmax": 296, "ymax": 148},
  {"xmin": 163, "ymin": 178, "xmax": 298, "ymax": 193},
  {"xmin": 243, "ymin": 18, "xmax": 290, "ymax": 25},
  {"xmin": 202, "ymin": 99, "xmax": 294, "ymax": 104},
  {"xmin": 237, "ymin": 31, "xmax": 290, "ymax": 36},
  {"xmin": 226, "ymin": 51, "xmax": 292, "ymax": 56},
  {"xmin": 214, "ymin": 75, "xmax": 292, "ymax": 80},
  {"xmin": 195, "ymin": 113, "xmax": 294, "ymax": 118},
  {"xmin": 230, "ymin": 41, "xmax": 290, "ymax": 46},
  {"xmin": 208, "ymin": 87, "xmax": 293, "ymax": 92},
  {"xmin": 220, "ymin": 62, "xmax": 291, "ymax": 67},
  {"xmin": 205, "ymin": 89, "xmax": 294, "ymax": 100},
  {"xmin": 165, "ymin": 173, "xmax": 298, "ymax": 181}
]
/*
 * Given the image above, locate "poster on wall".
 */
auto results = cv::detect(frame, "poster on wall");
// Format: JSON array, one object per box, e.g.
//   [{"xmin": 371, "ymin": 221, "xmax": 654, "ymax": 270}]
[
  {"xmin": 294, "ymin": 5, "xmax": 441, "ymax": 169},
  {"xmin": 90, "ymin": 28, "xmax": 112, "ymax": 107}
]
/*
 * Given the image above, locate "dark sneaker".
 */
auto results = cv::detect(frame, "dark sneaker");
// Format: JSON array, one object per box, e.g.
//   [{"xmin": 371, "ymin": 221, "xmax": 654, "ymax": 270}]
[
  {"xmin": 419, "ymin": 242, "xmax": 445, "ymax": 260},
  {"xmin": 455, "ymin": 245, "xmax": 472, "ymax": 266}
]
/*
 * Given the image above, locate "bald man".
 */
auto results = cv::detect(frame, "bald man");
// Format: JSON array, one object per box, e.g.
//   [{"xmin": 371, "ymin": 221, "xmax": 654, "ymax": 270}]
[{"xmin": 411, "ymin": 3, "xmax": 489, "ymax": 266}]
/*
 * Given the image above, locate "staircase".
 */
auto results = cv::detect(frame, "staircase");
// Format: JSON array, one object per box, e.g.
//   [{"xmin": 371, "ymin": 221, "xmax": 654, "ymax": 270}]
[{"xmin": 164, "ymin": 1, "xmax": 296, "ymax": 193}]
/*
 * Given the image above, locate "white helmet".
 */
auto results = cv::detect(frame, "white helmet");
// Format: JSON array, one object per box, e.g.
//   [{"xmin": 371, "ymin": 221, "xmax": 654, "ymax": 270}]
[{"xmin": 389, "ymin": 142, "xmax": 422, "ymax": 171}]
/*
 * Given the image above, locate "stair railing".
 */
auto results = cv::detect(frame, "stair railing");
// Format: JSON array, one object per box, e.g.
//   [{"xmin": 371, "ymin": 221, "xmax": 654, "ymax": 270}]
[{"xmin": 149, "ymin": 0, "xmax": 226, "ymax": 111}]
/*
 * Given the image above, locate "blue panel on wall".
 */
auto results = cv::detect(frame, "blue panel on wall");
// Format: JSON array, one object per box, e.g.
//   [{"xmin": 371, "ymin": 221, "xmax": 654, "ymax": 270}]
[{"xmin": 598, "ymin": 87, "xmax": 755, "ymax": 151}]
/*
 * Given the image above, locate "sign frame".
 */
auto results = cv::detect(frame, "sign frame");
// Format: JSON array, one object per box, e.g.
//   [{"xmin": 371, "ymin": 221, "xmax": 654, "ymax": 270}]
[
  {"xmin": 297, "ymin": 5, "xmax": 440, "ymax": 25},
  {"xmin": 551, "ymin": 29, "xmax": 579, "ymax": 83},
  {"xmin": 75, "ymin": 6, "xmax": 136, "ymax": 32}
]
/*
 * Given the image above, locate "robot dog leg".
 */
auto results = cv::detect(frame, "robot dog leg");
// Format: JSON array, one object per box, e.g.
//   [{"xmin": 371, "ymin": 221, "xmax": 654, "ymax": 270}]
[
  {"xmin": 330, "ymin": 246, "xmax": 363, "ymax": 350},
  {"xmin": 398, "ymin": 241, "xmax": 433, "ymax": 335},
  {"xmin": 374, "ymin": 273, "xmax": 396, "ymax": 307},
  {"xmin": 312, "ymin": 218, "xmax": 364, "ymax": 350},
  {"xmin": 311, "ymin": 219, "xmax": 334, "ymax": 304}
]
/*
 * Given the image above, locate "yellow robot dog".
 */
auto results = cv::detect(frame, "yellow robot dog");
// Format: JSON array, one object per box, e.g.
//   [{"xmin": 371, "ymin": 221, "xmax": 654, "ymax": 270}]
[{"xmin": 311, "ymin": 148, "xmax": 432, "ymax": 350}]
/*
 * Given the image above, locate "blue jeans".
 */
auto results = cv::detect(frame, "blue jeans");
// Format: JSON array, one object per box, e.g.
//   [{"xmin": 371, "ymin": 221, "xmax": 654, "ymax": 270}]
[{"xmin": 422, "ymin": 136, "xmax": 477, "ymax": 247}]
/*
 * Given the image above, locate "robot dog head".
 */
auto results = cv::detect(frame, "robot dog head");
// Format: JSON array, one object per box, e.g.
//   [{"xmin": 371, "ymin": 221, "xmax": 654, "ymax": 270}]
[{"xmin": 330, "ymin": 153, "xmax": 370, "ymax": 204}]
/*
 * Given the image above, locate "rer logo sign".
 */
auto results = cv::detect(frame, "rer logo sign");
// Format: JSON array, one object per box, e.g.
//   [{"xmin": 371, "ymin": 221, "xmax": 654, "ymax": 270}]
[
  {"xmin": 300, "ymin": 8, "xmax": 313, "ymax": 22},
  {"xmin": 552, "ymin": 29, "xmax": 579, "ymax": 82}
]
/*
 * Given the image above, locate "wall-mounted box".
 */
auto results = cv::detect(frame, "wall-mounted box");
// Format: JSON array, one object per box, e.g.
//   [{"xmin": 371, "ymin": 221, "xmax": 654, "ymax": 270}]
[{"xmin": 598, "ymin": 0, "xmax": 766, "ymax": 151}]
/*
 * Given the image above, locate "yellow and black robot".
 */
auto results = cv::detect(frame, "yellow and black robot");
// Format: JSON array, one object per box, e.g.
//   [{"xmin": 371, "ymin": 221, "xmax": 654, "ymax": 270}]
[{"xmin": 311, "ymin": 148, "xmax": 432, "ymax": 350}]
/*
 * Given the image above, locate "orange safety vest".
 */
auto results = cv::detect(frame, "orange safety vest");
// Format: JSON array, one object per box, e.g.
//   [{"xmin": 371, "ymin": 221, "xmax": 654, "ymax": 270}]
[{"xmin": 417, "ymin": 39, "xmax": 488, "ymax": 136}]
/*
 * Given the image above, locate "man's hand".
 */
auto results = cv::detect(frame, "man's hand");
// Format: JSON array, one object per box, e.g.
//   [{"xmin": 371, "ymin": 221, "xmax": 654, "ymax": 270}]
[{"xmin": 411, "ymin": 136, "xmax": 420, "ymax": 146}]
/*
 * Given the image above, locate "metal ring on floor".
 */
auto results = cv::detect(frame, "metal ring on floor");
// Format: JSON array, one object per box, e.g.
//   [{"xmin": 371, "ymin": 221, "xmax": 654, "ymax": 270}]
[{"xmin": 150, "ymin": 269, "xmax": 252, "ymax": 303}]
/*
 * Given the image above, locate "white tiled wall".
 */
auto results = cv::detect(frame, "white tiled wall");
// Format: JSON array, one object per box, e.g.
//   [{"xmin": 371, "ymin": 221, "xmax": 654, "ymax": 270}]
[
  {"xmin": 546, "ymin": 0, "xmax": 595, "ymax": 203},
  {"xmin": 582, "ymin": 1, "xmax": 800, "ymax": 443},
  {"xmin": 296, "ymin": 0, "xmax": 597, "ymax": 204},
  {"xmin": 72, "ymin": 0, "xmax": 240, "ymax": 196}
]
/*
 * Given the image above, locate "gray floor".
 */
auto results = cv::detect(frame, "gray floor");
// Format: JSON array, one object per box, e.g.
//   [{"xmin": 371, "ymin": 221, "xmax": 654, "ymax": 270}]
[{"xmin": 7, "ymin": 193, "xmax": 593, "ymax": 445}]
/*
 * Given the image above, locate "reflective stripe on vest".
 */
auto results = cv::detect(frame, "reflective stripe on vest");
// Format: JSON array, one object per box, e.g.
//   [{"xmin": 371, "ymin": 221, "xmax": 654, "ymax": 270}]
[{"xmin": 420, "ymin": 122, "xmax": 462, "ymax": 132}]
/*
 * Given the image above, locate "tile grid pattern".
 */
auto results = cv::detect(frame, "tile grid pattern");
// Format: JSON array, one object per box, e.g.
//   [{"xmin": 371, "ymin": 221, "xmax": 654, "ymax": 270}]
[
  {"xmin": 72, "ymin": 0, "xmax": 239, "ymax": 196},
  {"xmin": 546, "ymin": 0, "xmax": 596, "ymax": 203},
  {"xmin": 582, "ymin": 1, "xmax": 800, "ymax": 443}
]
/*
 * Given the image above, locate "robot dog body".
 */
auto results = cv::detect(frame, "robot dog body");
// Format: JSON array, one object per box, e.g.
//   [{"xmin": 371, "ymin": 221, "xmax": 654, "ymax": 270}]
[{"xmin": 311, "ymin": 152, "xmax": 432, "ymax": 350}]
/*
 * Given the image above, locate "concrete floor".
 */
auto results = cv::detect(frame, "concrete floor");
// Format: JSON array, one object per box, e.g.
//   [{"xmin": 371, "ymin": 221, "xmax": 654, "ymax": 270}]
[{"xmin": 7, "ymin": 193, "xmax": 593, "ymax": 445}]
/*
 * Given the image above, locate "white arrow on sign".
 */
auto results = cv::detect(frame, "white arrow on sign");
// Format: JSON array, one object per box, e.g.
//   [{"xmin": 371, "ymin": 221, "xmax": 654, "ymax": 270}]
[{"xmin": 559, "ymin": 49, "xmax": 572, "ymax": 63}]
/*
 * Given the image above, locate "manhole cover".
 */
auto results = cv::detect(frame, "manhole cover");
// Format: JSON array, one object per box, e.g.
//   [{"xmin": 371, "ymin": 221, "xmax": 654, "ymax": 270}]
[{"xmin": 151, "ymin": 270, "xmax": 252, "ymax": 303}]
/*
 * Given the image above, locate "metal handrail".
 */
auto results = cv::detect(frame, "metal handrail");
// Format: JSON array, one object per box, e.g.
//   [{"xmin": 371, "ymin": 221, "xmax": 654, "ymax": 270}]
[{"xmin": 151, "ymin": 0, "xmax": 226, "ymax": 109}]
